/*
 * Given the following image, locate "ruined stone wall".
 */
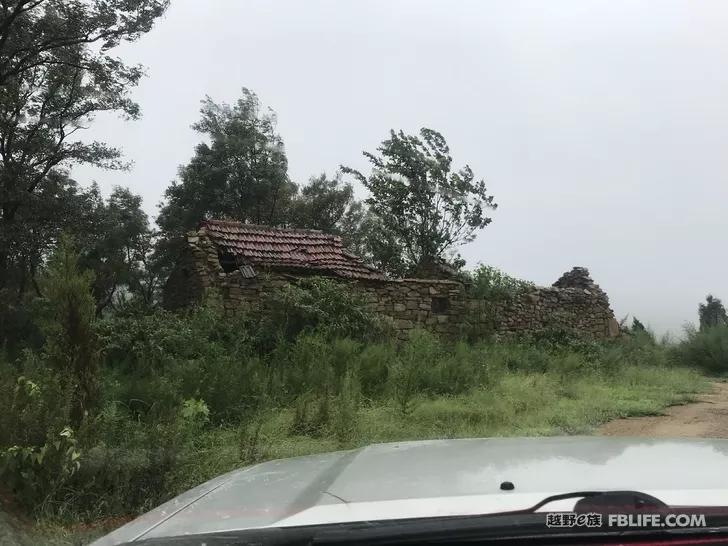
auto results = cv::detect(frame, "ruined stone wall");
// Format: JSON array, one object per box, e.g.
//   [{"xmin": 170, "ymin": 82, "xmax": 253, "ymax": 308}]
[
  {"xmin": 467, "ymin": 284, "xmax": 619, "ymax": 340},
  {"xmin": 162, "ymin": 232, "xmax": 221, "ymax": 310},
  {"xmin": 163, "ymin": 233, "xmax": 620, "ymax": 340},
  {"xmin": 356, "ymin": 270, "xmax": 618, "ymax": 340}
]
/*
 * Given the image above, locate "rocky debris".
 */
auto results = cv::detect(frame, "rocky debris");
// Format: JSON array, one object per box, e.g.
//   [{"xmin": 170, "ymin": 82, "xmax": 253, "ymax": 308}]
[{"xmin": 553, "ymin": 266, "xmax": 596, "ymax": 290}]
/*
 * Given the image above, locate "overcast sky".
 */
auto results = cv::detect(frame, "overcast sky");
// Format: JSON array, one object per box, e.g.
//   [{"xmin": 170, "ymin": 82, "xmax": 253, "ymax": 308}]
[{"xmin": 70, "ymin": 0, "xmax": 728, "ymax": 336}]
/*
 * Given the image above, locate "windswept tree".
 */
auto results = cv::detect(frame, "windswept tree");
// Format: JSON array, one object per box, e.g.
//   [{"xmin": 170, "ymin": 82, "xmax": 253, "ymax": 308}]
[
  {"xmin": 0, "ymin": 0, "xmax": 168, "ymax": 293},
  {"xmin": 699, "ymin": 294, "xmax": 728, "ymax": 331},
  {"xmin": 342, "ymin": 128, "xmax": 497, "ymax": 277},
  {"xmin": 0, "ymin": 0, "xmax": 169, "ymax": 85},
  {"xmin": 155, "ymin": 89, "xmax": 297, "ymax": 274},
  {"xmin": 289, "ymin": 173, "xmax": 355, "ymax": 232}
]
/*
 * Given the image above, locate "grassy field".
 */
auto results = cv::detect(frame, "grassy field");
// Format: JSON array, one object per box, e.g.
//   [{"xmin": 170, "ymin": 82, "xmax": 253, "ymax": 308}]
[
  {"xmin": 168, "ymin": 362, "xmax": 709, "ymax": 492},
  {"xmin": 16, "ymin": 360, "xmax": 708, "ymax": 545}
]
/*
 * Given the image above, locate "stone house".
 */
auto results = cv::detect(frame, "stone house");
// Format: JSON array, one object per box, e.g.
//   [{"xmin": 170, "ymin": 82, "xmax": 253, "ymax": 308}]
[{"xmin": 163, "ymin": 220, "xmax": 620, "ymax": 340}]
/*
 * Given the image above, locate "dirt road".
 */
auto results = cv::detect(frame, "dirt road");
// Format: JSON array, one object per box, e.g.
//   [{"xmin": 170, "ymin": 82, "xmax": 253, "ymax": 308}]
[{"xmin": 599, "ymin": 381, "xmax": 728, "ymax": 438}]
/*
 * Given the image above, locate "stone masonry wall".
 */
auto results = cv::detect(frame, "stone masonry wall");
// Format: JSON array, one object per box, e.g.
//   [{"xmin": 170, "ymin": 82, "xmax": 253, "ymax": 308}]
[{"xmin": 162, "ymin": 232, "xmax": 620, "ymax": 340}]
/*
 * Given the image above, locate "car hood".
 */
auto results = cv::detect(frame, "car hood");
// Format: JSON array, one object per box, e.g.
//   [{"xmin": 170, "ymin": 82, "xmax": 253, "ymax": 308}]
[{"xmin": 93, "ymin": 436, "xmax": 728, "ymax": 545}]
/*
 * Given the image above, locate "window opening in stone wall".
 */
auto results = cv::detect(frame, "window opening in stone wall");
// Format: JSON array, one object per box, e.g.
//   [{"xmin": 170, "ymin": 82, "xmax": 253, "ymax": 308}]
[
  {"xmin": 431, "ymin": 296, "xmax": 450, "ymax": 314},
  {"xmin": 218, "ymin": 251, "xmax": 238, "ymax": 273}
]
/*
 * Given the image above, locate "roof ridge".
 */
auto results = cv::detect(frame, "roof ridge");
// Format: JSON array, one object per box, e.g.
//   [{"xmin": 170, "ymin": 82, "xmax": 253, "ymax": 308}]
[{"xmin": 201, "ymin": 219, "xmax": 334, "ymax": 236}]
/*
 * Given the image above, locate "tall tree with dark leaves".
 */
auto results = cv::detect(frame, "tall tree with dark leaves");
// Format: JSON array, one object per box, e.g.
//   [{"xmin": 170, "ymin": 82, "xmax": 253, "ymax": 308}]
[
  {"xmin": 0, "ymin": 0, "xmax": 168, "ymax": 293},
  {"xmin": 0, "ymin": 0, "xmax": 169, "ymax": 85},
  {"xmin": 342, "ymin": 128, "xmax": 497, "ymax": 277},
  {"xmin": 289, "ymin": 173, "xmax": 354, "ymax": 232},
  {"xmin": 699, "ymin": 294, "xmax": 728, "ymax": 331},
  {"xmin": 0, "ymin": 169, "xmax": 156, "ymax": 313},
  {"xmin": 78, "ymin": 186, "xmax": 158, "ymax": 314},
  {"xmin": 155, "ymin": 89, "xmax": 297, "ymax": 276}
]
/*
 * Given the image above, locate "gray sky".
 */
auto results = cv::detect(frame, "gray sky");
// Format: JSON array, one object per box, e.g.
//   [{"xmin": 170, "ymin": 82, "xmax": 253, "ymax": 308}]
[{"xmin": 71, "ymin": 0, "xmax": 728, "ymax": 336}]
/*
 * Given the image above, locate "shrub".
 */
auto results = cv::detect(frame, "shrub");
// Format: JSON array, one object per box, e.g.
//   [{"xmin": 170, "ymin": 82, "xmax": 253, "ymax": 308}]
[
  {"xmin": 358, "ymin": 343, "xmax": 393, "ymax": 397},
  {"xmin": 465, "ymin": 264, "xmax": 535, "ymax": 300},
  {"xmin": 259, "ymin": 276, "xmax": 390, "ymax": 342},
  {"xmin": 0, "ymin": 427, "xmax": 81, "ymax": 516},
  {"xmin": 97, "ymin": 301, "xmax": 253, "ymax": 373},
  {"xmin": 332, "ymin": 371, "xmax": 361, "ymax": 444},
  {"xmin": 38, "ymin": 235, "xmax": 100, "ymax": 428},
  {"xmin": 98, "ymin": 303, "xmax": 263, "ymax": 423},
  {"xmin": 0, "ymin": 352, "xmax": 72, "ymax": 449},
  {"xmin": 673, "ymin": 324, "xmax": 728, "ymax": 374}
]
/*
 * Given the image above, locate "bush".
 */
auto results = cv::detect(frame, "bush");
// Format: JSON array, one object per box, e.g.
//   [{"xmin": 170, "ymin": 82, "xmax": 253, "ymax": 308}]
[
  {"xmin": 465, "ymin": 264, "xmax": 535, "ymax": 300},
  {"xmin": 98, "ymin": 303, "xmax": 264, "ymax": 423},
  {"xmin": 97, "ymin": 301, "xmax": 254, "ymax": 373},
  {"xmin": 0, "ymin": 352, "xmax": 73, "ymax": 449},
  {"xmin": 0, "ymin": 427, "xmax": 81, "ymax": 516},
  {"xmin": 259, "ymin": 276, "xmax": 391, "ymax": 342},
  {"xmin": 358, "ymin": 343, "xmax": 393, "ymax": 398},
  {"xmin": 37, "ymin": 234, "xmax": 100, "ymax": 428},
  {"xmin": 673, "ymin": 324, "xmax": 728, "ymax": 374}
]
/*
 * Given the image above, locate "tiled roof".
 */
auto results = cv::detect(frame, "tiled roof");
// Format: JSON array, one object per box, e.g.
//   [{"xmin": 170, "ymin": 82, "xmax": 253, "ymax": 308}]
[{"xmin": 200, "ymin": 220, "xmax": 387, "ymax": 281}]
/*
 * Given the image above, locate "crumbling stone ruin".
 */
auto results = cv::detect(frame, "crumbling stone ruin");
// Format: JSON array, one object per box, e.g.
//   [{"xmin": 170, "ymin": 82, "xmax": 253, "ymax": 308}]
[{"xmin": 163, "ymin": 221, "xmax": 620, "ymax": 340}]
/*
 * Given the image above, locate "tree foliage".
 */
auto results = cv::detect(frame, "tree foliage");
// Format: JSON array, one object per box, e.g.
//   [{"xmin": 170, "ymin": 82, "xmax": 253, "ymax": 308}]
[
  {"xmin": 155, "ymin": 89, "xmax": 296, "ymax": 273},
  {"xmin": 465, "ymin": 264, "xmax": 534, "ymax": 300},
  {"xmin": 342, "ymin": 128, "xmax": 496, "ymax": 277},
  {"xmin": 0, "ymin": 173, "xmax": 155, "ymax": 352},
  {"xmin": 260, "ymin": 277, "xmax": 390, "ymax": 343},
  {"xmin": 699, "ymin": 294, "xmax": 727, "ymax": 331},
  {"xmin": 79, "ymin": 186, "xmax": 158, "ymax": 313},
  {"xmin": 289, "ymin": 173, "xmax": 354, "ymax": 232},
  {"xmin": 38, "ymin": 234, "xmax": 99, "ymax": 427},
  {"xmin": 0, "ymin": 0, "xmax": 167, "ymax": 293},
  {"xmin": 632, "ymin": 317, "xmax": 646, "ymax": 333},
  {"xmin": 0, "ymin": 0, "xmax": 169, "ymax": 85}
]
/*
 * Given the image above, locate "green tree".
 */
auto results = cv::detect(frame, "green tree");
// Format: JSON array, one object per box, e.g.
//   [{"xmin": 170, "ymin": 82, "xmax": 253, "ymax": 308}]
[
  {"xmin": 78, "ymin": 186, "xmax": 158, "ymax": 313},
  {"xmin": 336, "ymin": 201, "xmax": 406, "ymax": 275},
  {"xmin": 289, "ymin": 173, "xmax": 354, "ymax": 232},
  {"xmin": 0, "ymin": 0, "xmax": 169, "ymax": 85},
  {"xmin": 632, "ymin": 317, "xmax": 647, "ymax": 333},
  {"xmin": 699, "ymin": 294, "xmax": 727, "ymax": 331},
  {"xmin": 155, "ymin": 89, "xmax": 297, "ymax": 275},
  {"xmin": 342, "ymin": 128, "xmax": 497, "ymax": 277},
  {"xmin": 1, "ymin": 171, "xmax": 87, "ymax": 296},
  {"xmin": 0, "ymin": 0, "xmax": 167, "ymax": 293},
  {"xmin": 39, "ymin": 234, "xmax": 99, "ymax": 427},
  {"xmin": 0, "ymin": 173, "xmax": 156, "ymax": 313}
]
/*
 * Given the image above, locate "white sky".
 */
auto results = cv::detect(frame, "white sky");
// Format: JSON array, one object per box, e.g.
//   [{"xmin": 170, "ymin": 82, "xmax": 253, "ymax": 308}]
[{"xmin": 70, "ymin": 0, "xmax": 728, "ymax": 336}]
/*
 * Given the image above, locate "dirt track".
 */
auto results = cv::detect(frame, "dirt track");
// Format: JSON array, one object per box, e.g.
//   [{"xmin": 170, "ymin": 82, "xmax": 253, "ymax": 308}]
[{"xmin": 598, "ymin": 382, "xmax": 728, "ymax": 438}]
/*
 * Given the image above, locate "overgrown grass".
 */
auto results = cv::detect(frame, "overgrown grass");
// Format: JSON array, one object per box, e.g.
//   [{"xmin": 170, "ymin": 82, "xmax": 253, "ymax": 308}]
[{"xmin": 169, "ymin": 349, "xmax": 706, "ymax": 492}]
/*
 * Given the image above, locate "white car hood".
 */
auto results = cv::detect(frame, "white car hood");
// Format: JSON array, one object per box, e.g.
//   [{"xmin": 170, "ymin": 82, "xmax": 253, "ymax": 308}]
[{"xmin": 93, "ymin": 436, "xmax": 728, "ymax": 544}]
